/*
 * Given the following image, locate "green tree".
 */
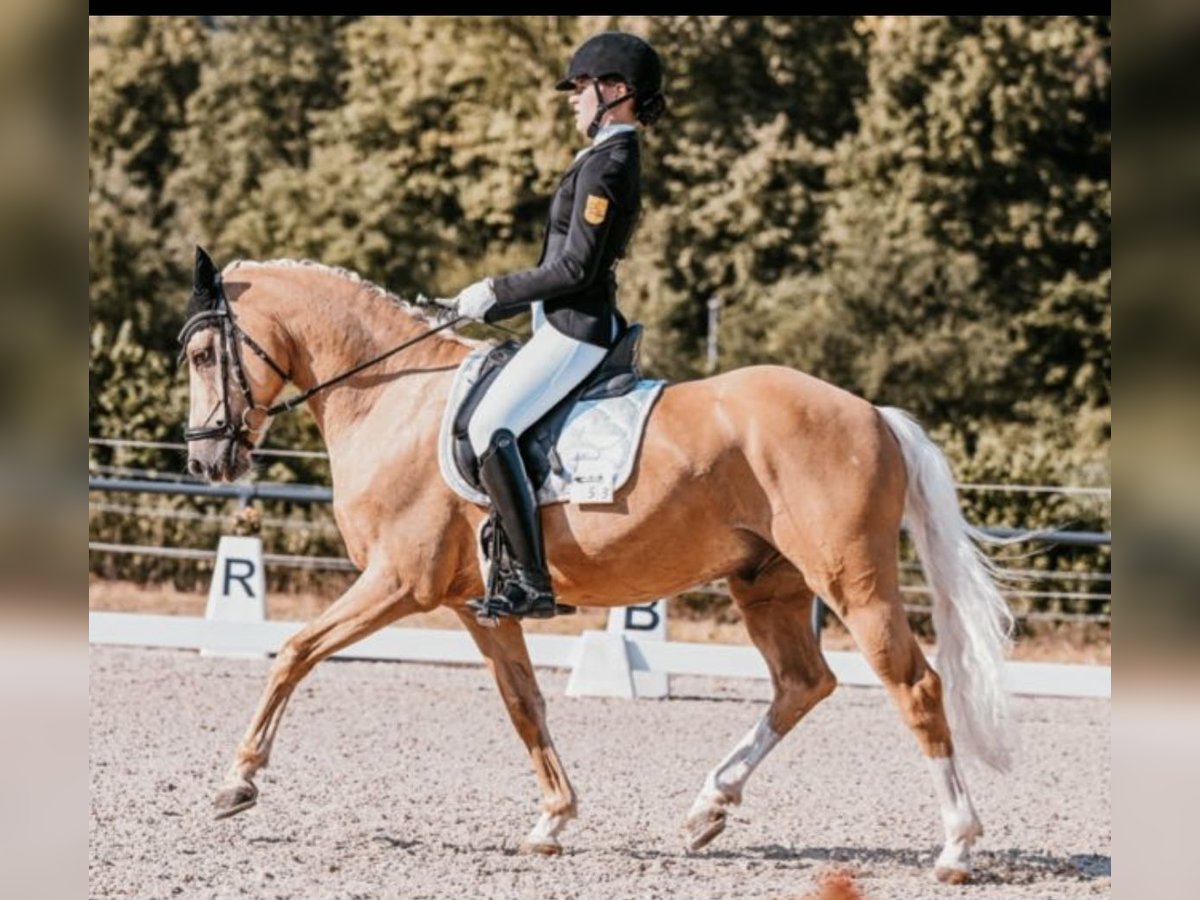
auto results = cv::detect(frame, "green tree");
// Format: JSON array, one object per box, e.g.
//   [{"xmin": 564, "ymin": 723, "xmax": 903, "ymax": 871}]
[
  {"xmin": 89, "ymin": 16, "xmax": 206, "ymax": 348},
  {"xmin": 620, "ymin": 16, "xmax": 869, "ymax": 377},
  {"xmin": 165, "ymin": 16, "xmax": 353, "ymax": 267},
  {"xmin": 772, "ymin": 16, "xmax": 1110, "ymax": 445},
  {"xmin": 280, "ymin": 16, "xmax": 579, "ymax": 299}
]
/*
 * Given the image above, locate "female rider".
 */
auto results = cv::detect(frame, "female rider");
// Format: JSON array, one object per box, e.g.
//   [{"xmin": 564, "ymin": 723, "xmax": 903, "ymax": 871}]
[{"xmin": 450, "ymin": 32, "xmax": 666, "ymax": 620}]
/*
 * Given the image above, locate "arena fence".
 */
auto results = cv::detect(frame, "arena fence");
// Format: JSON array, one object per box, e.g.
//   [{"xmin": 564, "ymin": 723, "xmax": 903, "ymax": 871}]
[{"xmin": 88, "ymin": 465, "xmax": 1110, "ymax": 700}]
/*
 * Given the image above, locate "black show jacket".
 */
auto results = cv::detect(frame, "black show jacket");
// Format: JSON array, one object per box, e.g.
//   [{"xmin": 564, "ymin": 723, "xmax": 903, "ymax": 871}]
[{"xmin": 487, "ymin": 129, "xmax": 640, "ymax": 348}]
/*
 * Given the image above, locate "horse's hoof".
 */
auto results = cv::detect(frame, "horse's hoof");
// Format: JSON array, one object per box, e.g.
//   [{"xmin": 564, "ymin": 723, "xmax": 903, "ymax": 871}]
[
  {"xmin": 683, "ymin": 807, "xmax": 727, "ymax": 852},
  {"xmin": 934, "ymin": 865, "xmax": 971, "ymax": 885},
  {"xmin": 213, "ymin": 780, "xmax": 258, "ymax": 820},
  {"xmin": 519, "ymin": 838, "xmax": 562, "ymax": 856}
]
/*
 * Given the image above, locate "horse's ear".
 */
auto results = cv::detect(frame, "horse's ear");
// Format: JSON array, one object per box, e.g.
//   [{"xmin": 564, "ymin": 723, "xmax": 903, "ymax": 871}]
[{"xmin": 193, "ymin": 246, "xmax": 218, "ymax": 301}]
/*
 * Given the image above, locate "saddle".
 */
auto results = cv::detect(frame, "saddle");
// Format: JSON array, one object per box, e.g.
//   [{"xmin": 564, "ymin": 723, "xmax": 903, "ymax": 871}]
[{"xmin": 451, "ymin": 317, "xmax": 647, "ymax": 495}]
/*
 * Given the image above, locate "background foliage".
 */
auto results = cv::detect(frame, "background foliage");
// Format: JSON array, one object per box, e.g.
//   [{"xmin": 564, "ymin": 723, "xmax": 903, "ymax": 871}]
[{"xmin": 89, "ymin": 16, "xmax": 1110, "ymax": 621}]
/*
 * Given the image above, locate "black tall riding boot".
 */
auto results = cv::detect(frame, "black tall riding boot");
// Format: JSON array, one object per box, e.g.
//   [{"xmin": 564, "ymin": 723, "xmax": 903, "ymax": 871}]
[{"xmin": 472, "ymin": 430, "xmax": 574, "ymax": 620}]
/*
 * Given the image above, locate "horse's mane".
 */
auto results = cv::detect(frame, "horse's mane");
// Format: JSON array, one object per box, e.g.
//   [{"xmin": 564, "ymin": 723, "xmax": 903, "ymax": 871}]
[{"xmin": 222, "ymin": 257, "xmax": 481, "ymax": 349}]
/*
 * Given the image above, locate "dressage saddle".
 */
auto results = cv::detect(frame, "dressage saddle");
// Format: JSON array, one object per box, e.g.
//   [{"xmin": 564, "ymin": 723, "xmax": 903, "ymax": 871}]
[{"xmin": 450, "ymin": 315, "xmax": 645, "ymax": 495}]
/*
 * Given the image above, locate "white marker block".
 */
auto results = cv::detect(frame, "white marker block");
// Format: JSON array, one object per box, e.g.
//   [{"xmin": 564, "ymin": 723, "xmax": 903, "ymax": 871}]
[
  {"xmin": 607, "ymin": 600, "xmax": 669, "ymax": 699},
  {"xmin": 565, "ymin": 630, "xmax": 634, "ymax": 699},
  {"xmin": 202, "ymin": 535, "xmax": 267, "ymax": 658}
]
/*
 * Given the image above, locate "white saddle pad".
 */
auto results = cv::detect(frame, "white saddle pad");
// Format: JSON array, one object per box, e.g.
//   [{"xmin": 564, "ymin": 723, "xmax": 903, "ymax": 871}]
[{"xmin": 438, "ymin": 347, "xmax": 666, "ymax": 507}]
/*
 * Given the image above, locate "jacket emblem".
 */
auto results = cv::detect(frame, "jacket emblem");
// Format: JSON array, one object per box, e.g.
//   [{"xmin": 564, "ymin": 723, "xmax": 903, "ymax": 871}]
[{"xmin": 583, "ymin": 194, "xmax": 609, "ymax": 225}]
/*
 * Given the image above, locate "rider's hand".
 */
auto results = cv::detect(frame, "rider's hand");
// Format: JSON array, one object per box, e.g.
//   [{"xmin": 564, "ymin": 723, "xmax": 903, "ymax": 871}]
[{"xmin": 454, "ymin": 278, "xmax": 497, "ymax": 321}]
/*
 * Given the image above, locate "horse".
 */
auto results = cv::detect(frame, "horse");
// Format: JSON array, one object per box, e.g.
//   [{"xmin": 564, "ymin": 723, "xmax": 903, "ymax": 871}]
[{"xmin": 179, "ymin": 249, "xmax": 1014, "ymax": 884}]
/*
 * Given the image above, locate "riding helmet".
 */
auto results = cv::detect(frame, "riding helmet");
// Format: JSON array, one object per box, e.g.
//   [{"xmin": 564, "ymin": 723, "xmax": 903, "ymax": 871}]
[{"xmin": 556, "ymin": 32, "xmax": 665, "ymax": 122}]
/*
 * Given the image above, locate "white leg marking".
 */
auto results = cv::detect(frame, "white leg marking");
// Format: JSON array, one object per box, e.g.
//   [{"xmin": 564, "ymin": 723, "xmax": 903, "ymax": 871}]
[
  {"xmin": 927, "ymin": 755, "xmax": 983, "ymax": 877},
  {"xmin": 684, "ymin": 715, "xmax": 781, "ymax": 850},
  {"xmin": 704, "ymin": 715, "xmax": 781, "ymax": 804},
  {"xmin": 526, "ymin": 810, "xmax": 569, "ymax": 845}
]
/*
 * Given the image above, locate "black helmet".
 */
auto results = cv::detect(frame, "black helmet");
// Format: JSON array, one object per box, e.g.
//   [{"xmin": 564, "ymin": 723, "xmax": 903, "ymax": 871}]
[{"xmin": 556, "ymin": 32, "xmax": 665, "ymax": 125}]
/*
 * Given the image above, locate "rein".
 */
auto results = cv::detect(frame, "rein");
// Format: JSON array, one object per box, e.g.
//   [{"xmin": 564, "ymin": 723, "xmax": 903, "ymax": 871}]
[
  {"xmin": 263, "ymin": 312, "xmax": 466, "ymax": 417},
  {"xmin": 178, "ymin": 276, "xmax": 465, "ymax": 457}
]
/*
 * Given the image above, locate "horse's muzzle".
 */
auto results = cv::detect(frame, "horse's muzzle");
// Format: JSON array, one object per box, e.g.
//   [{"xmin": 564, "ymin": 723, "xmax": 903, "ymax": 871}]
[
  {"xmin": 187, "ymin": 441, "xmax": 248, "ymax": 483},
  {"xmin": 187, "ymin": 454, "xmax": 229, "ymax": 481},
  {"xmin": 187, "ymin": 457, "xmax": 214, "ymax": 478}
]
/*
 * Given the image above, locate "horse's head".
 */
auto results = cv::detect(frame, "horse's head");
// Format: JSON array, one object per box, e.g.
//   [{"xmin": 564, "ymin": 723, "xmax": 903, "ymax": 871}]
[{"xmin": 179, "ymin": 247, "xmax": 291, "ymax": 482}]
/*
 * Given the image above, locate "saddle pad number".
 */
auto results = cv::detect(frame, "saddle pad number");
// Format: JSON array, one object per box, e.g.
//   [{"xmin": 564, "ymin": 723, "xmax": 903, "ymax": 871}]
[
  {"xmin": 571, "ymin": 478, "xmax": 614, "ymax": 505},
  {"xmin": 570, "ymin": 459, "xmax": 615, "ymax": 504}
]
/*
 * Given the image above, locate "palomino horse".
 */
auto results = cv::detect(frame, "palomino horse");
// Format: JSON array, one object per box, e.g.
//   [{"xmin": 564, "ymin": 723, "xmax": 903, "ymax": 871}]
[{"xmin": 180, "ymin": 252, "xmax": 1014, "ymax": 883}]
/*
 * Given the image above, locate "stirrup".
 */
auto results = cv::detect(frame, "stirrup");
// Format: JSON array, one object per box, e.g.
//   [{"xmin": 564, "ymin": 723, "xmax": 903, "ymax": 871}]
[{"xmin": 467, "ymin": 580, "xmax": 576, "ymax": 623}]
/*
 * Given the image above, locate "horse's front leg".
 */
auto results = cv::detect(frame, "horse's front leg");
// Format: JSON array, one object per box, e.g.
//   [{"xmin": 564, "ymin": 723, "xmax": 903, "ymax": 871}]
[
  {"xmin": 457, "ymin": 611, "xmax": 577, "ymax": 855},
  {"xmin": 213, "ymin": 566, "xmax": 419, "ymax": 818}
]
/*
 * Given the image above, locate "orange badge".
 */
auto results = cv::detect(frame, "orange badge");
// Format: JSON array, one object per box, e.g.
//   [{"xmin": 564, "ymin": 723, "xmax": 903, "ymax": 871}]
[{"xmin": 583, "ymin": 194, "xmax": 609, "ymax": 225}]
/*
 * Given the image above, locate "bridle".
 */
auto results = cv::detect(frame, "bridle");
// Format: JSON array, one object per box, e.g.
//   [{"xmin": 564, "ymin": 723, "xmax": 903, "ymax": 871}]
[
  {"xmin": 179, "ymin": 274, "xmax": 464, "ymax": 469},
  {"xmin": 178, "ymin": 275, "xmax": 290, "ymax": 475}
]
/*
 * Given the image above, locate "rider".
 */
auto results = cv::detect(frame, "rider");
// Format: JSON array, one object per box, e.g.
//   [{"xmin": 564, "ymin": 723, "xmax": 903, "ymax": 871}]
[{"xmin": 450, "ymin": 32, "xmax": 666, "ymax": 620}]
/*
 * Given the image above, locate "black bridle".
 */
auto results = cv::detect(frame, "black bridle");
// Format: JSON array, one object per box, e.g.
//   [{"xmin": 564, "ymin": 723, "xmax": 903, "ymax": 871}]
[{"xmin": 179, "ymin": 274, "xmax": 464, "ymax": 469}]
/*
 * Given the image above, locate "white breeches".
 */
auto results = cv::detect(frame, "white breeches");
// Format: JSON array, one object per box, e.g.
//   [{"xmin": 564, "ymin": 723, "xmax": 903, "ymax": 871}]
[
  {"xmin": 530, "ymin": 300, "xmax": 547, "ymax": 334},
  {"xmin": 467, "ymin": 318, "xmax": 612, "ymax": 456}
]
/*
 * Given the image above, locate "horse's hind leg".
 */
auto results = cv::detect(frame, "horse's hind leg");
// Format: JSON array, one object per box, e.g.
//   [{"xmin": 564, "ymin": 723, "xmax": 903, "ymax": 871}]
[
  {"xmin": 684, "ymin": 555, "xmax": 836, "ymax": 851},
  {"xmin": 457, "ymin": 611, "xmax": 577, "ymax": 855},
  {"xmin": 832, "ymin": 582, "xmax": 983, "ymax": 883},
  {"xmin": 213, "ymin": 566, "xmax": 419, "ymax": 819}
]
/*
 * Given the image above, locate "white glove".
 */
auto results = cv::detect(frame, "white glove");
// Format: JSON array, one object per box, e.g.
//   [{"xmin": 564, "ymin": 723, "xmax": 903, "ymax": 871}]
[{"xmin": 454, "ymin": 278, "xmax": 497, "ymax": 321}]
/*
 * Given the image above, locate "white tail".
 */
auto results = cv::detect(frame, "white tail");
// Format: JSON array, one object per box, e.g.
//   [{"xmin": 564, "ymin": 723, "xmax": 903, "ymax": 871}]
[{"xmin": 876, "ymin": 407, "xmax": 1015, "ymax": 772}]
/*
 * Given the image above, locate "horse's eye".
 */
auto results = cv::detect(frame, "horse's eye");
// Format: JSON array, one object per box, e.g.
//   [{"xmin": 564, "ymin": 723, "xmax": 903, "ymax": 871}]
[{"xmin": 192, "ymin": 347, "xmax": 215, "ymax": 367}]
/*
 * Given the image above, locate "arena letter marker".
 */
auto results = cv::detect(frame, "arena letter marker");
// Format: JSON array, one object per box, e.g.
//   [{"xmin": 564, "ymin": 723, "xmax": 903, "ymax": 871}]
[{"xmin": 201, "ymin": 535, "xmax": 267, "ymax": 658}]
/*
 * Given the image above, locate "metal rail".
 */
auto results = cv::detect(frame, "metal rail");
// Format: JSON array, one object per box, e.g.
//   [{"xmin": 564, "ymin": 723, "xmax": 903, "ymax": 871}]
[{"xmin": 89, "ymin": 476, "xmax": 1112, "ymax": 633}]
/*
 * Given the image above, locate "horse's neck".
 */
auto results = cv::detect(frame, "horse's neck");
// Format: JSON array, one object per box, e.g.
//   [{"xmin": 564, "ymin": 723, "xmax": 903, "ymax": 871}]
[{"xmin": 251, "ymin": 266, "xmax": 471, "ymax": 457}]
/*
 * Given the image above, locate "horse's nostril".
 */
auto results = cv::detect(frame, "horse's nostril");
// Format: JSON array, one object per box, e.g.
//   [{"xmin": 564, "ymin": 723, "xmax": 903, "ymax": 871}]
[{"xmin": 187, "ymin": 458, "xmax": 205, "ymax": 477}]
